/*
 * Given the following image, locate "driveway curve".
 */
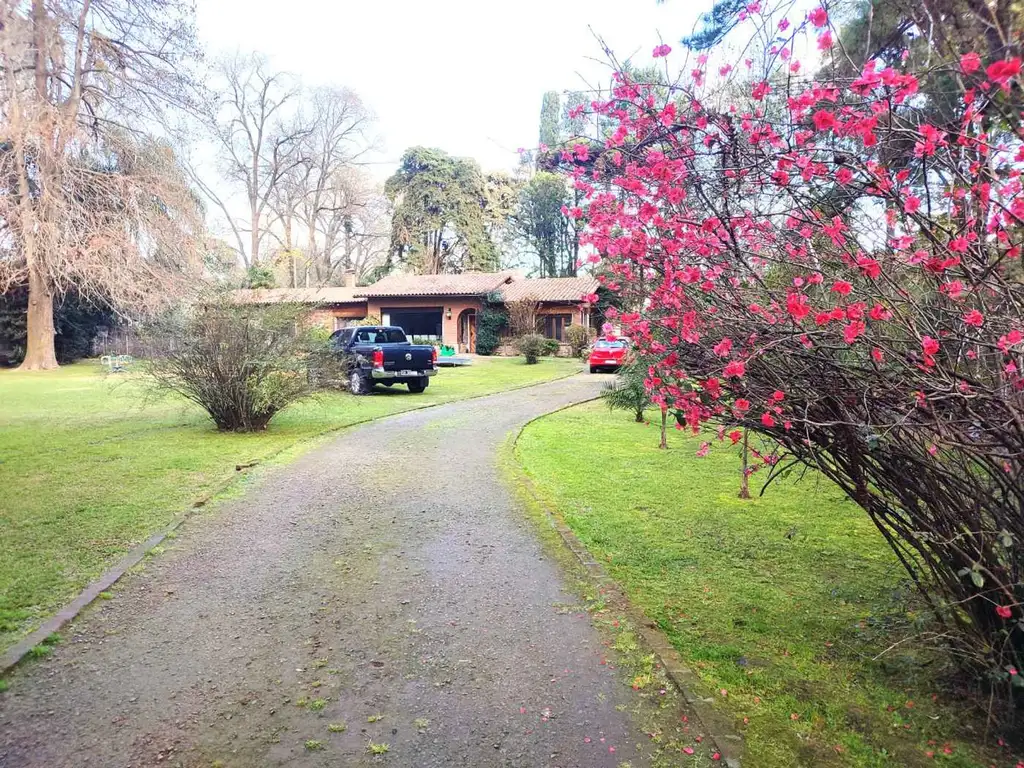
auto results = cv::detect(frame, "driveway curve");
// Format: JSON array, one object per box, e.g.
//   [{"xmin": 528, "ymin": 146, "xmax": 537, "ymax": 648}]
[{"xmin": 1, "ymin": 374, "xmax": 665, "ymax": 768}]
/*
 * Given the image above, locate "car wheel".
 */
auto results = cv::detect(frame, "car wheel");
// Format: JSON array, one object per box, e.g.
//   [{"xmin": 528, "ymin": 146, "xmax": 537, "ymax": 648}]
[
  {"xmin": 349, "ymin": 369, "xmax": 370, "ymax": 395},
  {"xmin": 589, "ymin": 366, "xmax": 597, "ymax": 374},
  {"xmin": 407, "ymin": 378, "xmax": 428, "ymax": 393}
]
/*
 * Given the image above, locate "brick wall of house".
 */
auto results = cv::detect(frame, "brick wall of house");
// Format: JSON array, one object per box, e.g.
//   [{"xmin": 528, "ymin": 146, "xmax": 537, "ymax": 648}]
[
  {"xmin": 294, "ymin": 296, "xmax": 586, "ymax": 351},
  {"xmin": 365, "ymin": 297, "xmax": 483, "ymax": 351},
  {"xmin": 306, "ymin": 304, "xmax": 368, "ymax": 331}
]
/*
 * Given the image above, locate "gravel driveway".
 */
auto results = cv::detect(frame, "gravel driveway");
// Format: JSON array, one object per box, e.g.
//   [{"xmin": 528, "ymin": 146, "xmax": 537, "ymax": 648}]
[{"xmin": 0, "ymin": 374, "xmax": 671, "ymax": 768}]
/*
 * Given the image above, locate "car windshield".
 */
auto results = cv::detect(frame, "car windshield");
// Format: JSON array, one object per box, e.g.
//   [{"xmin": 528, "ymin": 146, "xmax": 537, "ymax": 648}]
[
  {"xmin": 595, "ymin": 339, "xmax": 627, "ymax": 350},
  {"xmin": 354, "ymin": 328, "xmax": 407, "ymax": 344}
]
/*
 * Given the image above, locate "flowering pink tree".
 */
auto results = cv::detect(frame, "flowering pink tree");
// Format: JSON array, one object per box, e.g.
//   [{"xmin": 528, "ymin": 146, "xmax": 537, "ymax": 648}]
[{"xmin": 571, "ymin": 6, "xmax": 1024, "ymax": 706}]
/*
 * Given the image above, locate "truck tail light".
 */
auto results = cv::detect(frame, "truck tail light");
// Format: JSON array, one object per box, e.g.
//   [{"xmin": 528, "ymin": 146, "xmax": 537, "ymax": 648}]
[
  {"xmin": 372, "ymin": 348, "xmax": 384, "ymax": 368},
  {"xmin": 432, "ymin": 346, "xmax": 438, "ymax": 365}
]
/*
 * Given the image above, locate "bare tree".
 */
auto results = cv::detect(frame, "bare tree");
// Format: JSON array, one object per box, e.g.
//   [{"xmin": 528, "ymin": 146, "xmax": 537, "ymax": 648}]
[
  {"xmin": 506, "ymin": 299, "xmax": 539, "ymax": 337},
  {"xmin": 346, "ymin": 182, "xmax": 390, "ymax": 283},
  {"xmin": 0, "ymin": 0, "xmax": 204, "ymax": 370},
  {"xmin": 191, "ymin": 53, "xmax": 308, "ymax": 269},
  {"xmin": 265, "ymin": 87, "xmax": 381, "ymax": 287}
]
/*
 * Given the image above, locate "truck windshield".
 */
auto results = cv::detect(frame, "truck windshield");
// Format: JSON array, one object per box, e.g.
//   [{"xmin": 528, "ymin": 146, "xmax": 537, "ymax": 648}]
[{"xmin": 353, "ymin": 328, "xmax": 408, "ymax": 344}]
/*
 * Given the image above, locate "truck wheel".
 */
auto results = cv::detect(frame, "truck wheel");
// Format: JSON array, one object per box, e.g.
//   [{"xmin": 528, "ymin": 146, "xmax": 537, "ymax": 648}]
[
  {"xmin": 349, "ymin": 370, "xmax": 370, "ymax": 395},
  {"xmin": 407, "ymin": 378, "xmax": 428, "ymax": 393}
]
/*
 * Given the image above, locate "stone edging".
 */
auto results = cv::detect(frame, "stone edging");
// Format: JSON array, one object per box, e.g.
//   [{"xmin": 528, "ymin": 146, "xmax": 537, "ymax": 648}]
[
  {"xmin": 509, "ymin": 402, "xmax": 745, "ymax": 768},
  {"xmin": 0, "ymin": 364, "xmax": 584, "ymax": 675}
]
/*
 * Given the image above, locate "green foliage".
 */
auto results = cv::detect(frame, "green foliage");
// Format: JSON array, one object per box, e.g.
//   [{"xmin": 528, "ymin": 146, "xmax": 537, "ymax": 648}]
[
  {"xmin": 245, "ymin": 264, "xmax": 276, "ymax": 289},
  {"xmin": 384, "ymin": 147, "xmax": 499, "ymax": 274},
  {"xmin": 511, "ymin": 172, "xmax": 578, "ymax": 278},
  {"xmin": 141, "ymin": 297, "xmax": 327, "ymax": 432},
  {"xmin": 538, "ymin": 91, "xmax": 561, "ymax": 149},
  {"xmin": 594, "ymin": 284, "xmax": 627, "ymax": 332},
  {"xmin": 680, "ymin": 0, "xmax": 747, "ymax": 50},
  {"xmin": 0, "ymin": 288, "xmax": 114, "ymax": 366},
  {"xmin": 475, "ymin": 298, "xmax": 507, "ymax": 356},
  {"xmin": 601, "ymin": 360, "xmax": 650, "ymax": 422},
  {"xmin": 560, "ymin": 91, "xmax": 588, "ymax": 141},
  {"xmin": 540, "ymin": 338, "xmax": 560, "ymax": 357},
  {"xmin": 564, "ymin": 324, "xmax": 592, "ymax": 358},
  {"xmin": 515, "ymin": 333, "xmax": 546, "ymax": 364}
]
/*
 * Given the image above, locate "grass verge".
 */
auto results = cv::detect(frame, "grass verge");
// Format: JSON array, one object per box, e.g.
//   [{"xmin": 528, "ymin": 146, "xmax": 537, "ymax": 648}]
[
  {"xmin": 513, "ymin": 401, "xmax": 1013, "ymax": 768},
  {"xmin": 0, "ymin": 356, "xmax": 579, "ymax": 649}
]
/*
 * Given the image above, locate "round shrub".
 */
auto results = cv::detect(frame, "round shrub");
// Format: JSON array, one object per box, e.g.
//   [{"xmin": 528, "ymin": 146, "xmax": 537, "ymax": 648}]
[{"xmin": 515, "ymin": 334, "xmax": 546, "ymax": 364}]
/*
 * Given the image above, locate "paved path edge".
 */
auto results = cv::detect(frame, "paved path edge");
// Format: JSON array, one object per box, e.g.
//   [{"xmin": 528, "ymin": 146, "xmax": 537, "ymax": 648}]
[
  {"xmin": 507, "ymin": 402, "xmax": 746, "ymax": 768},
  {"xmin": 0, "ymin": 366, "xmax": 582, "ymax": 675}
]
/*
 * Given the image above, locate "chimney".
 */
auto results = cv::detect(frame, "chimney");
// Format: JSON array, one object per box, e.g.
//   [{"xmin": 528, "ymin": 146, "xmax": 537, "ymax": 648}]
[{"xmin": 342, "ymin": 269, "xmax": 356, "ymax": 288}]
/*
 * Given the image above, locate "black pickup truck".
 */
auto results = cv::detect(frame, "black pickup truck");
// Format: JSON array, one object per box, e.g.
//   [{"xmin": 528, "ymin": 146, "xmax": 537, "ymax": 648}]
[{"xmin": 330, "ymin": 326, "xmax": 437, "ymax": 395}]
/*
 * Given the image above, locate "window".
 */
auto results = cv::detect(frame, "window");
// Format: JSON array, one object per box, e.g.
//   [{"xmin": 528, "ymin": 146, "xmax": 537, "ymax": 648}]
[
  {"xmin": 330, "ymin": 328, "xmax": 354, "ymax": 347},
  {"xmin": 594, "ymin": 339, "xmax": 628, "ymax": 350},
  {"xmin": 540, "ymin": 314, "xmax": 572, "ymax": 342},
  {"xmin": 353, "ymin": 328, "xmax": 408, "ymax": 344}
]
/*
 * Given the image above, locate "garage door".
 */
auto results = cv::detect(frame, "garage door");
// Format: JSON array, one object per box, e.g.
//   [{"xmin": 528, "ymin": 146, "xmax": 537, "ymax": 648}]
[{"xmin": 381, "ymin": 307, "xmax": 443, "ymax": 341}]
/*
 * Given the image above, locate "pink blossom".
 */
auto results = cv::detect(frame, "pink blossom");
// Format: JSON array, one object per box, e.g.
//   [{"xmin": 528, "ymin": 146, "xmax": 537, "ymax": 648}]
[
  {"xmin": 808, "ymin": 6, "xmax": 828, "ymax": 27},
  {"xmin": 964, "ymin": 310, "xmax": 984, "ymax": 327},
  {"xmin": 713, "ymin": 337, "xmax": 733, "ymax": 356},
  {"xmin": 961, "ymin": 52, "xmax": 982, "ymax": 74},
  {"xmin": 987, "ymin": 58, "xmax": 1021, "ymax": 87},
  {"xmin": 723, "ymin": 360, "xmax": 746, "ymax": 378},
  {"xmin": 652, "ymin": 44, "xmax": 672, "ymax": 58},
  {"xmin": 831, "ymin": 280, "xmax": 853, "ymax": 296}
]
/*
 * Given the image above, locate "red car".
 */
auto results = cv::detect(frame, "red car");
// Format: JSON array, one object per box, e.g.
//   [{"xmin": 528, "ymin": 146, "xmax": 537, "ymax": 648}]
[{"xmin": 588, "ymin": 337, "xmax": 630, "ymax": 373}]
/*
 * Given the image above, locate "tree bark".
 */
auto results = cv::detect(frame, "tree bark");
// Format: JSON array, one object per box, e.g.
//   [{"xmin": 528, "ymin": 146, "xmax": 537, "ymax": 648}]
[
  {"xmin": 659, "ymin": 407, "xmax": 668, "ymax": 449},
  {"xmin": 739, "ymin": 428, "xmax": 751, "ymax": 499},
  {"xmin": 20, "ymin": 253, "xmax": 59, "ymax": 371}
]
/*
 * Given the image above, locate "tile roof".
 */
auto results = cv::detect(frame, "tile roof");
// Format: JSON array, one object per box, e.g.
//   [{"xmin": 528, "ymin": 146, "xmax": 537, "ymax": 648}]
[
  {"xmin": 231, "ymin": 287, "xmax": 364, "ymax": 305},
  {"xmin": 498, "ymin": 276, "xmax": 600, "ymax": 303},
  {"xmin": 355, "ymin": 272, "xmax": 515, "ymax": 297}
]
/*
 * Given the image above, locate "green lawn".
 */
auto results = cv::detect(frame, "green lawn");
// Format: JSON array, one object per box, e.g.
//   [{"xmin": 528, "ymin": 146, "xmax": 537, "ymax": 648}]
[
  {"xmin": 0, "ymin": 356, "xmax": 579, "ymax": 650},
  {"xmin": 514, "ymin": 402, "xmax": 1006, "ymax": 768}
]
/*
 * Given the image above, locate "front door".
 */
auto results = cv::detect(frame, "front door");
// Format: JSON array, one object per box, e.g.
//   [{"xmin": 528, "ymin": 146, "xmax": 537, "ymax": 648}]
[{"xmin": 458, "ymin": 309, "xmax": 477, "ymax": 353}]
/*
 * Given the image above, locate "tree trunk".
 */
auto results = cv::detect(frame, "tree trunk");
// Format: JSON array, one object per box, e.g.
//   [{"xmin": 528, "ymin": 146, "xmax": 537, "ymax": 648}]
[
  {"xmin": 20, "ymin": 255, "xmax": 59, "ymax": 371},
  {"xmin": 659, "ymin": 407, "xmax": 668, "ymax": 449},
  {"xmin": 19, "ymin": 0, "xmax": 59, "ymax": 371},
  {"xmin": 739, "ymin": 428, "xmax": 751, "ymax": 499}
]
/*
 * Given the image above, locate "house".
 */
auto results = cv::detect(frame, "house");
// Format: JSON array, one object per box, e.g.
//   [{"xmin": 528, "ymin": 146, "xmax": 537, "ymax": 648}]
[{"xmin": 232, "ymin": 271, "xmax": 599, "ymax": 354}]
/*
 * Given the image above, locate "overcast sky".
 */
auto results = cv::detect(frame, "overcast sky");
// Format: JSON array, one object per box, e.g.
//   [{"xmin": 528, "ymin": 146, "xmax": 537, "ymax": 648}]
[{"xmin": 195, "ymin": 0, "xmax": 704, "ymax": 179}]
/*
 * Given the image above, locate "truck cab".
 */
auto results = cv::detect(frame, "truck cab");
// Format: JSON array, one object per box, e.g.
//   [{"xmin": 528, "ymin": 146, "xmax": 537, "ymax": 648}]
[{"xmin": 331, "ymin": 326, "xmax": 438, "ymax": 394}]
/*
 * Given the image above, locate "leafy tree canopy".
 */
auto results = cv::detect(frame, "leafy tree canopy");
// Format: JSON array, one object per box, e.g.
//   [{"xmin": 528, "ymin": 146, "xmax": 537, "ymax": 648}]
[{"xmin": 384, "ymin": 147, "xmax": 499, "ymax": 274}]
